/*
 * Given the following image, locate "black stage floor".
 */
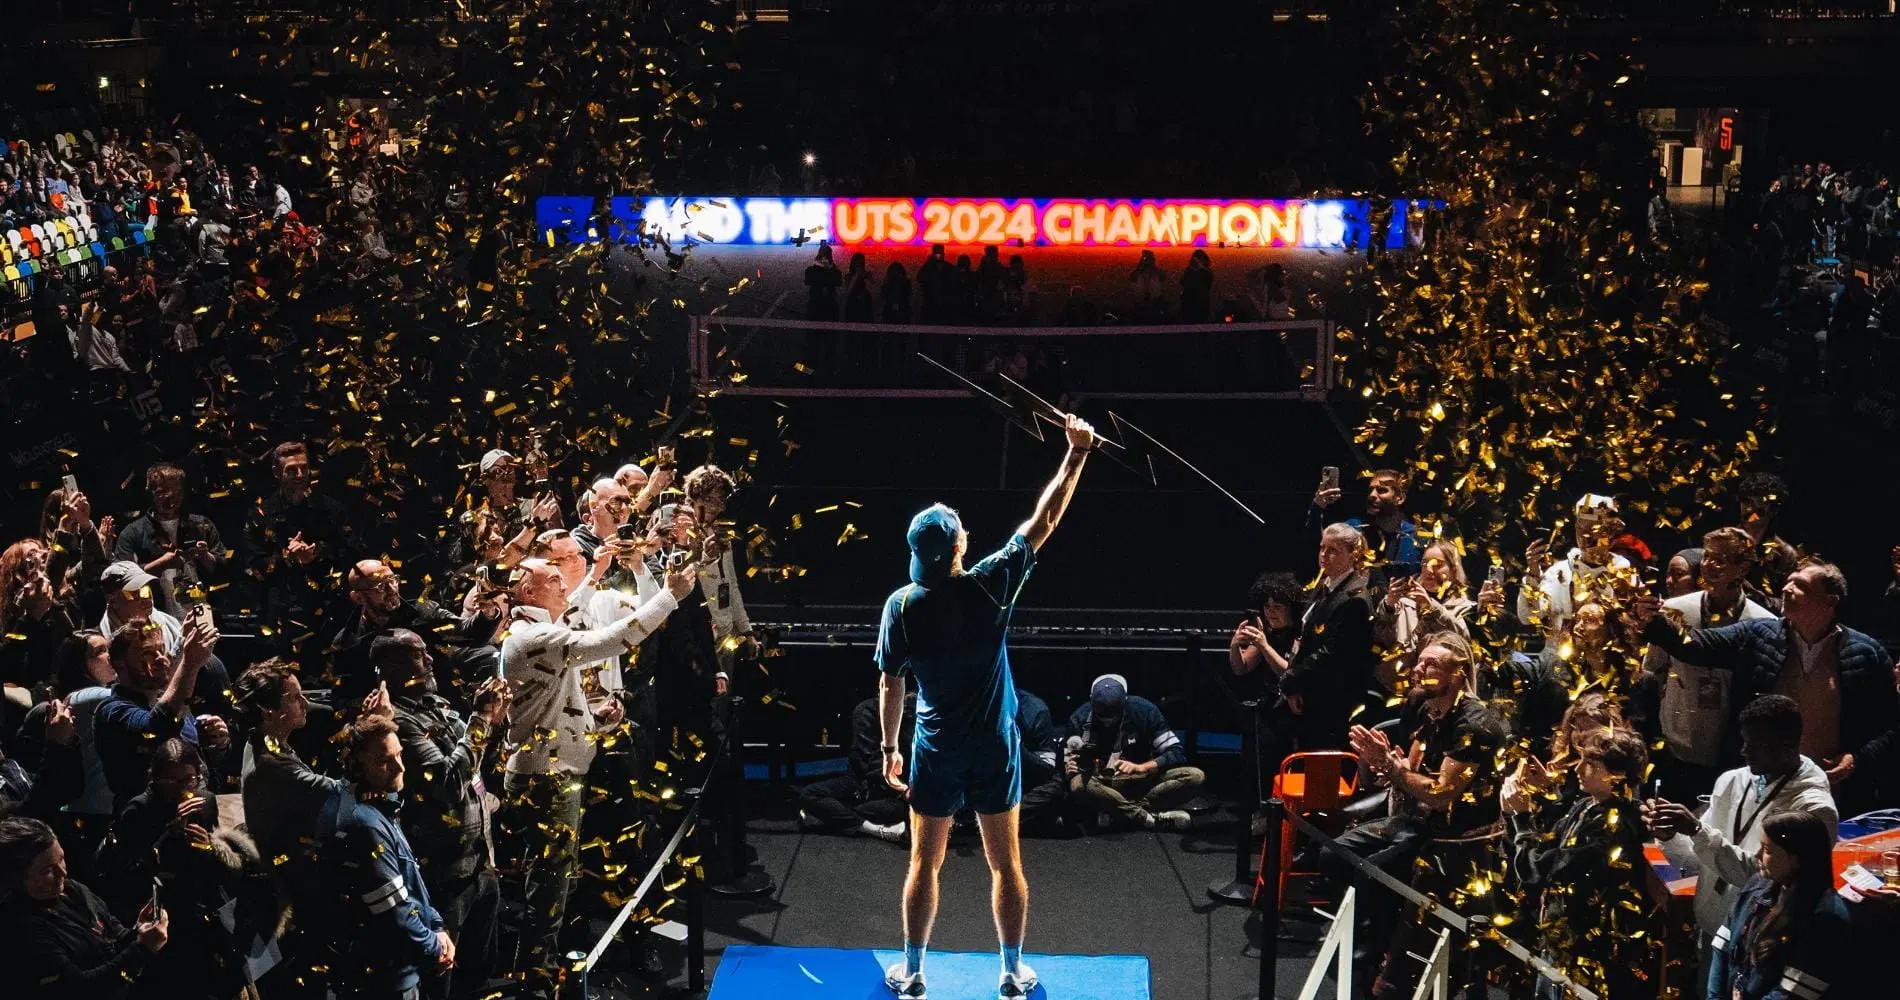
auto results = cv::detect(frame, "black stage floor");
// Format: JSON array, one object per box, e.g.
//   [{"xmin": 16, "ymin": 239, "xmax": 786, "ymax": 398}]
[{"xmin": 686, "ymin": 803, "xmax": 1328, "ymax": 1000}]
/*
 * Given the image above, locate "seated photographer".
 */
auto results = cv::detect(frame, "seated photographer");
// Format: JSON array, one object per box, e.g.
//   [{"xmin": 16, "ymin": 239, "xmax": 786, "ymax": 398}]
[
  {"xmin": 1014, "ymin": 686, "xmax": 1065, "ymax": 834},
  {"xmin": 1343, "ymin": 632, "xmax": 1507, "ymax": 999},
  {"xmin": 799, "ymin": 690, "xmax": 916, "ymax": 843},
  {"xmin": 1062, "ymin": 675, "xmax": 1203, "ymax": 831}
]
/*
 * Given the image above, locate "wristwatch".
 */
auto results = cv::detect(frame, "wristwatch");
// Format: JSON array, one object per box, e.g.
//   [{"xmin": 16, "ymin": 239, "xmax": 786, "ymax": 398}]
[{"xmin": 881, "ymin": 745, "xmax": 899, "ymax": 754}]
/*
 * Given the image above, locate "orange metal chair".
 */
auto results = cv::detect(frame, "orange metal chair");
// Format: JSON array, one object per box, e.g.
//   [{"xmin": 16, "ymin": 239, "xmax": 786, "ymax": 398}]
[{"xmin": 1254, "ymin": 750, "xmax": 1359, "ymax": 908}]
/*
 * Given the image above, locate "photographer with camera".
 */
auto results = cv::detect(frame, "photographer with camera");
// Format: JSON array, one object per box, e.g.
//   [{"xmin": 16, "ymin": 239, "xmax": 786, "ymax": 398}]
[
  {"xmin": 683, "ymin": 464, "xmax": 756, "ymax": 693},
  {"xmin": 637, "ymin": 498, "xmax": 775, "ymax": 896},
  {"xmin": 572, "ymin": 475, "xmax": 649, "ymax": 564},
  {"xmin": 624, "ymin": 444, "xmax": 679, "ymax": 520},
  {"xmin": 1062, "ymin": 675, "xmax": 1203, "ymax": 831}
]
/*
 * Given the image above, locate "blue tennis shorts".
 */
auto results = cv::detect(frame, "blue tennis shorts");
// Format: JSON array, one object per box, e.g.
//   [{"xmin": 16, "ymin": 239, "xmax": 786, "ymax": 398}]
[{"xmin": 908, "ymin": 728, "xmax": 1022, "ymax": 818}]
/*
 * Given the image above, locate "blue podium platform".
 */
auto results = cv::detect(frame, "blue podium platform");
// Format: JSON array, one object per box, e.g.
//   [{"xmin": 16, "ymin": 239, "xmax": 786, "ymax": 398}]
[{"xmin": 706, "ymin": 945, "xmax": 1152, "ymax": 1000}]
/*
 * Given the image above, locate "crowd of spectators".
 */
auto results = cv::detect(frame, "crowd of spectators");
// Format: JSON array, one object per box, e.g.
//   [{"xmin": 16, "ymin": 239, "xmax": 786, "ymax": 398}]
[
  {"xmin": 800, "ymin": 241, "xmax": 1305, "ymax": 328},
  {"xmin": 1728, "ymin": 160, "xmax": 1900, "ymax": 406},
  {"xmin": 2, "ymin": 125, "xmax": 322, "ymax": 422},
  {"xmin": 4, "ymin": 106, "xmax": 1899, "ymax": 1000},
  {"xmin": 1218, "ymin": 469, "xmax": 1900, "ymax": 998}
]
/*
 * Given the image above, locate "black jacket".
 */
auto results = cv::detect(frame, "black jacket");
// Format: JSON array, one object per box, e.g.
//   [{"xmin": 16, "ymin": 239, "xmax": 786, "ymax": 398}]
[
  {"xmin": 325, "ymin": 598, "xmax": 502, "ymax": 705},
  {"xmin": 241, "ymin": 490, "xmax": 364, "ymax": 641},
  {"xmin": 1510, "ymin": 794, "xmax": 1658, "ymax": 996},
  {"xmin": 0, "ymin": 879, "xmax": 151, "ymax": 999},
  {"xmin": 1062, "ymin": 695, "xmax": 1188, "ymax": 773},
  {"xmin": 1708, "ymin": 874, "xmax": 1849, "ymax": 1000},
  {"xmin": 1278, "ymin": 571, "xmax": 1375, "ymax": 748},
  {"xmin": 392, "ymin": 692, "xmax": 497, "ymax": 880},
  {"xmin": 1015, "ymin": 687, "xmax": 1059, "ymax": 787}
]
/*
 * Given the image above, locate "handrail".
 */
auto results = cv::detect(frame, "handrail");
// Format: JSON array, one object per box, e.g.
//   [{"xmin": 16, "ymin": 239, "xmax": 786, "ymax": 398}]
[
  {"xmin": 1273, "ymin": 802, "xmax": 1602, "ymax": 1000},
  {"xmin": 578, "ymin": 700, "xmax": 740, "ymax": 975}
]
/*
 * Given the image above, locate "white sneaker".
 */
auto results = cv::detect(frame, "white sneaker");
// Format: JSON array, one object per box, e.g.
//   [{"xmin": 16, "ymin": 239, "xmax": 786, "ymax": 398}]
[
  {"xmin": 999, "ymin": 962, "xmax": 1039, "ymax": 998},
  {"xmin": 861, "ymin": 819, "xmax": 908, "ymax": 843},
  {"xmin": 1151, "ymin": 809, "xmax": 1192, "ymax": 830},
  {"xmin": 885, "ymin": 960, "xmax": 927, "ymax": 998}
]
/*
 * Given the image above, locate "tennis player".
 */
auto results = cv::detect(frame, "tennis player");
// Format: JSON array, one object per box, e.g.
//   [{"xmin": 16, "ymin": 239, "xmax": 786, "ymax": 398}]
[{"xmin": 876, "ymin": 413, "xmax": 1096, "ymax": 1000}]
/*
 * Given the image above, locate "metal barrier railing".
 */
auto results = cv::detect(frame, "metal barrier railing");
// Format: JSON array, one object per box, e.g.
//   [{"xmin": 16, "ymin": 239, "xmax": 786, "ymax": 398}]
[
  {"xmin": 1255, "ymin": 799, "xmax": 1604, "ymax": 1000},
  {"xmin": 558, "ymin": 697, "xmax": 743, "ymax": 997}
]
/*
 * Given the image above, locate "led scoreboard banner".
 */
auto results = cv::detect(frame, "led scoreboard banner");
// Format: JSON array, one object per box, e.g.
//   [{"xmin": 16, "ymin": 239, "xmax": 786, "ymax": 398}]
[{"xmin": 536, "ymin": 196, "xmax": 1434, "ymax": 250}]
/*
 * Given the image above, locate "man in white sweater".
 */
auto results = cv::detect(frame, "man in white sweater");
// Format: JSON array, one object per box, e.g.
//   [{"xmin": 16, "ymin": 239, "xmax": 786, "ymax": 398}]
[
  {"xmin": 1641, "ymin": 694, "xmax": 1837, "ymax": 974},
  {"xmin": 499, "ymin": 555, "xmax": 694, "ymax": 993}
]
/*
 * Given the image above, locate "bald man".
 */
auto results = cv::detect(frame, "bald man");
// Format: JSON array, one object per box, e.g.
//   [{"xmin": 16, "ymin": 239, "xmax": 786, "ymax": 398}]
[{"xmin": 326, "ymin": 558, "xmax": 502, "ymax": 706}]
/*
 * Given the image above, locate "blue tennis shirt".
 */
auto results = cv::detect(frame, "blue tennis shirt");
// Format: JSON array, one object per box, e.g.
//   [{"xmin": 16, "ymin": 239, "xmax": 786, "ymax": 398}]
[{"xmin": 875, "ymin": 533, "xmax": 1035, "ymax": 753}]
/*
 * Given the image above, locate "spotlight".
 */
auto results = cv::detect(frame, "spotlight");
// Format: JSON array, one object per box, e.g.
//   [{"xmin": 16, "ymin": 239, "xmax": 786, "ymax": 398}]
[{"xmin": 801, "ymin": 151, "xmax": 817, "ymax": 167}]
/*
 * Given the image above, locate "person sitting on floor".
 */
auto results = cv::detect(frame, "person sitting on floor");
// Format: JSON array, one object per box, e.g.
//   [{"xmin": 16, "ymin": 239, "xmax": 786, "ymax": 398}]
[
  {"xmin": 1061, "ymin": 674, "xmax": 1204, "ymax": 830},
  {"xmin": 1014, "ymin": 686, "xmax": 1066, "ymax": 834},
  {"xmin": 798, "ymin": 690, "xmax": 916, "ymax": 843}
]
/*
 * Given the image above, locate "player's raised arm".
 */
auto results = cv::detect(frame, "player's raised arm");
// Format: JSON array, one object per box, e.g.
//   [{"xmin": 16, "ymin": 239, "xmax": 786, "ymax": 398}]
[{"xmin": 1017, "ymin": 414, "xmax": 1096, "ymax": 552}]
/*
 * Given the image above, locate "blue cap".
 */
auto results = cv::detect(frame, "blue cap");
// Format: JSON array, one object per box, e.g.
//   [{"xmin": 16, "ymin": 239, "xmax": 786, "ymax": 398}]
[
  {"xmin": 1090, "ymin": 674, "xmax": 1128, "ymax": 716},
  {"xmin": 907, "ymin": 504, "xmax": 962, "ymax": 586}
]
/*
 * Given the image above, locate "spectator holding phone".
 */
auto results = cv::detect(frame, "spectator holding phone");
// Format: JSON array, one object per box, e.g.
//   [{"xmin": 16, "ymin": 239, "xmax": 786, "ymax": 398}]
[
  {"xmin": 1643, "ymin": 695, "xmax": 1837, "ymax": 970},
  {"xmin": 454, "ymin": 448, "xmax": 560, "ymax": 573},
  {"xmin": 1373, "ymin": 539, "xmax": 1475, "ymax": 693},
  {"xmin": 95, "ymin": 619, "xmax": 227, "ymax": 817},
  {"xmin": 499, "ymin": 555, "xmax": 690, "ymax": 989},
  {"xmin": 111, "ymin": 463, "xmax": 226, "ymax": 619},
  {"xmin": 0, "ymin": 815, "xmax": 169, "ymax": 999},
  {"xmin": 1308, "ymin": 467, "xmax": 1421, "ymax": 579},
  {"xmin": 571, "ymin": 475, "xmax": 639, "ymax": 563},
  {"xmin": 1227, "ymin": 570, "xmax": 1304, "ymax": 699},
  {"xmin": 93, "ymin": 739, "xmax": 256, "ymax": 999},
  {"xmin": 2, "ymin": 539, "xmax": 84, "ymax": 705},
  {"xmin": 97, "ymin": 561, "xmax": 231, "ymax": 720},
  {"xmin": 1519, "ymin": 494, "xmax": 1631, "ymax": 639}
]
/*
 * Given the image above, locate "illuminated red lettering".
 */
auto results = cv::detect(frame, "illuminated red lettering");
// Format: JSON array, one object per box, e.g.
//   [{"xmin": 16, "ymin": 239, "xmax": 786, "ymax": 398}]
[
  {"xmin": 1071, "ymin": 203, "xmax": 1108, "ymax": 244},
  {"xmin": 1260, "ymin": 204, "xmax": 1299, "ymax": 246},
  {"xmin": 1138, "ymin": 205, "xmax": 1178, "ymax": 245},
  {"xmin": 921, "ymin": 200, "xmax": 953, "ymax": 244},
  {"xmin": 1221, "ymin": 205, "xmax": 1260, "ymax": 245},
  {"xmin": 1042, "ymin": 202, "xmax": 1076, "ymax": 246},
  {"xmin": 1180, "ymin": 204, "xmax": 1210, "ymax": 244}
]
